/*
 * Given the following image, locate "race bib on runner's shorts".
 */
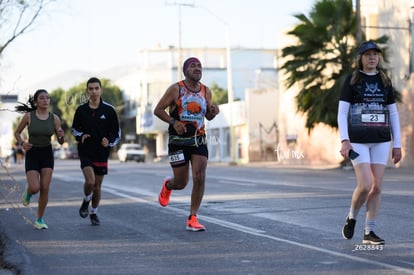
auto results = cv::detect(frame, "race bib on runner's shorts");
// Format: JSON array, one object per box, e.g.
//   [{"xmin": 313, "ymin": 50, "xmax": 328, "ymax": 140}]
[{"xmin": 169, "ymin": 150, "xmax": 185, "ymax": 165}]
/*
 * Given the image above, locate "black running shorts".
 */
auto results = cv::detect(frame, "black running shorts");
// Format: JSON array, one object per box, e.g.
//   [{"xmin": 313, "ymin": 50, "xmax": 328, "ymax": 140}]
[
  {"xmin": 168, "ymin": 143, "xmax": 208, "ymax": 168},
  {"xmin": 25, "ymin": 145, "xmax": 54, "ymax": 173},
  {"xmin": 80, "ymin": 157, "xmax": 108, "ymax": 175}
]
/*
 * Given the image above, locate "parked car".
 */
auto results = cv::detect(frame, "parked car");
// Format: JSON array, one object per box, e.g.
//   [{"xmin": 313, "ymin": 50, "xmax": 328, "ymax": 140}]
[
  {"xmin": 117, "ymin": 143, "xmax": 145, "ymax": 162},
  {"xmin": 53, "ymin": 146, "xmax": 78, "ymax": 160}
]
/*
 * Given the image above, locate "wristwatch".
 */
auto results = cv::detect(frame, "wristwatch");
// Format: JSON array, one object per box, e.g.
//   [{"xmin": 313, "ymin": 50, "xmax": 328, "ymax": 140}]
[{"xmin": 169, "ymin": 117, "xmax": 176, "ymax": 126}]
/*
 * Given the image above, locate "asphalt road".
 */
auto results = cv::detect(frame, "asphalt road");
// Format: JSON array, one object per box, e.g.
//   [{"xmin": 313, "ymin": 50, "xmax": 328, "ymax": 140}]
[{"xmin": 0, "ymin": 159, "xmax": 413, "ymax": 275}]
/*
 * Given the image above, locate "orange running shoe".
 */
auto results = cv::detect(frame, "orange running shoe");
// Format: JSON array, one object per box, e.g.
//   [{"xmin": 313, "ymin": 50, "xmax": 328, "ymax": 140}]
[
  {"xmin": 186, "ymin": 215, "xmax": 206, "ymax": 231},
  {"xmin": 158, "ymin": 177, "xmax": 172, "ymax": 207}
]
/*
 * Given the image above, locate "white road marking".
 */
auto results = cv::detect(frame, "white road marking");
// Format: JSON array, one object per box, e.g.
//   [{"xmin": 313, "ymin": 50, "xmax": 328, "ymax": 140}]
[{"xmin": 103, "ymin": 183, "xmax": 414, "ymax": 274}]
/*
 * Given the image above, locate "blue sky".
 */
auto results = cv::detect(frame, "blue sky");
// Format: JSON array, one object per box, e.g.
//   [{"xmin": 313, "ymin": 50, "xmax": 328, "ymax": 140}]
[{"xmin": 0, "ymin": 0, "xmax": 314, "ymax": 94}]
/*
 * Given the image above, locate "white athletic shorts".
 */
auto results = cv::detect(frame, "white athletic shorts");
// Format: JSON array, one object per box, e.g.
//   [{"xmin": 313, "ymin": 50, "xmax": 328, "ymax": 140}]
[{"xmin": 350, "ymin": 142, "xmax": 391, "ymax": 165}]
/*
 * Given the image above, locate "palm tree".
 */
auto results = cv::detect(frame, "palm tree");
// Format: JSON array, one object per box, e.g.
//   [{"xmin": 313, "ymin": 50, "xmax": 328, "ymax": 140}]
[{"xmin": 280, "ymin": 0, "xmax": 390, "ymax": 131}]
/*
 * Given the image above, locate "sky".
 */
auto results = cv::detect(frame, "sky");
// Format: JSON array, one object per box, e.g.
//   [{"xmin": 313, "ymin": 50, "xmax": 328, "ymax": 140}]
[{"xmin": 0, "ymin": 0, "xmax": 314, "ymax": 95}]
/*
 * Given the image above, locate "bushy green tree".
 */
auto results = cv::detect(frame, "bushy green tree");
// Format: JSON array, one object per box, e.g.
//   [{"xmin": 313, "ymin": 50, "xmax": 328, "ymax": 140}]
[
  {"xmin": 210, "ymin": 83, "xmax": 228, "ymax": 105},
  {"xmin": 49, "ymin": 79, "xmax": 123, "ymax": 141}
]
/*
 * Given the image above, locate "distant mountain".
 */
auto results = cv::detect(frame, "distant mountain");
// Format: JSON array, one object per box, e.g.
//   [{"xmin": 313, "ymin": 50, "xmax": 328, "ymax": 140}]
[
  {"xmin": 23, "ymin": 64, "xmax": 139, "ymax": 94},
  {"xmin": 23, "ymin": 69, "xmax": 92, "ymax": 93},
  {"xmin": 100, "ymin": 64, "xmax": 138, "ymax": 81}
]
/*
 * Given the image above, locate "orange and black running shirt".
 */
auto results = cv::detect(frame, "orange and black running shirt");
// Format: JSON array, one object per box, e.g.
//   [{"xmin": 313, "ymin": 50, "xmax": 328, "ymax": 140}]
[{"xmin": 169, "ymin": 80, "xmax": 207, "ymax": 138}]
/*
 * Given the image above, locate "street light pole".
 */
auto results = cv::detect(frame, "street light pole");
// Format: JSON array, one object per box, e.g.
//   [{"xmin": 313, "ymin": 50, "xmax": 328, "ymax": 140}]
[
  {"xmin": 192, "ymin": 5, "xmax": 236, "ymax": 163},
  {"xmin": 225, "ymin": 26, "xmax": 236, "ymax": 164},
  {"xmin": 177, "ymin": 4, "xmax": 183, "ymax": 80}
]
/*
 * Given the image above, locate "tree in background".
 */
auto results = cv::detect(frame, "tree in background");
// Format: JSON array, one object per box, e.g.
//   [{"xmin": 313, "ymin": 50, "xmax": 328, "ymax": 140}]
[
  {"xmin": 49, "ymin": 79, "xmax": 123, "ymax": 143},
  {"xmin": 280, "ymin": 0, "xmax": 395, "ymax": 131},
  {"xmin": 210, "ymin": 83, "xmax": 228, "ymax": 105},
  {"xmin": 0, "ymin": 0, "xmax": 53, "ymax": 59},
  {"xmin": 210, "ymin": 82, "xmax": 241, "ymax": 105},
  {"xmin": 49, "ymin": 87, "xmax": 64, "ymax": 126}
]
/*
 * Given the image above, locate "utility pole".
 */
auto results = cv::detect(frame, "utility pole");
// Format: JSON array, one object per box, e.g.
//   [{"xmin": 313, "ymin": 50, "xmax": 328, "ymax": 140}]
[
  {"xmin": 356, "ymin": 0, "xmax": 362, "ymax": 44},
  {"xmin": 165, "ymin": 1, "xmax": 194, "ymax": 81}
]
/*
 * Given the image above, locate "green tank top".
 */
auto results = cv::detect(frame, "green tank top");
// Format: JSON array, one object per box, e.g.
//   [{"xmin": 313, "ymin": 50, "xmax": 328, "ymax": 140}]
[{"xmin": 28, "ymin": 111, "xmax": 55, "ymax": 147}]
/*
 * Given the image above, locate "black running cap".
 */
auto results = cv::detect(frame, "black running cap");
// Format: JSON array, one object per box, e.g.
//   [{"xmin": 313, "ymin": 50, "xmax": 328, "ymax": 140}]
[{"xmin": 358, "ymin": 41, "xmax": 381, "ymax": 54}]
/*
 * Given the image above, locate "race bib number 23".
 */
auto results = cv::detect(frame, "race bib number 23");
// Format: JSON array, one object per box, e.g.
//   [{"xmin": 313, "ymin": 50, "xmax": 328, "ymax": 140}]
[
  {"xmin": 361, "ymin": 113, "xmax": 385, "ymax": 123},
  {"xmin": 361, "ymin": 110, "xmax": 388, "ymax": 126}
]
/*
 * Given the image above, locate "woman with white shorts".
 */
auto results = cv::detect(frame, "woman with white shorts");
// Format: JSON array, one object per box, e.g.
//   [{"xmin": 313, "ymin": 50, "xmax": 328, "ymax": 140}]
[{"xmin": 338, "ymin": 41, "xmax": 402, "ymax": 245}]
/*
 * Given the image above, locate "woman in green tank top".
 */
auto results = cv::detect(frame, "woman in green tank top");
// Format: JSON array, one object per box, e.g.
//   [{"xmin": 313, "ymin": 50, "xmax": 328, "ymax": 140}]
[{"xmin": 14, "ymin": 89, "xmax": 65, "ymax": 230}]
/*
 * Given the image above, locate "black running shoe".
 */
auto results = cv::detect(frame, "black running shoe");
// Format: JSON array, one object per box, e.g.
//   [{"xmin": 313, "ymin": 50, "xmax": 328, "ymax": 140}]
[
  {"xmin": 342, "ymin": 216, "xmax": 356, "ymax": 239},
  {"xmin": 90, "ymin": 213, "xmax": 100, "ymax": 226},
  {"xmin": 79, "ymin": 200, "xmax": 90, "ymax": 218},
  {"xmin": 363, "ymin": 231, "xmax": 384, "ymax": 245}
]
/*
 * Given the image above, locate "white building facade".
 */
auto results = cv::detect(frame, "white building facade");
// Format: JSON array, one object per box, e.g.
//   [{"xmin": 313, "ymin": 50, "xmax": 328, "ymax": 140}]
[{"xmin": 360, "ymin": 0, "xmax": 414, "ymax": 166}]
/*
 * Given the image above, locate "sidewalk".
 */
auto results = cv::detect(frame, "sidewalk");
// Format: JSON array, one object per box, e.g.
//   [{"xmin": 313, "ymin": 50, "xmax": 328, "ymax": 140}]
[{"xmin": 210, "ymin": 159, "xmax": 410, "ymax": 172}]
